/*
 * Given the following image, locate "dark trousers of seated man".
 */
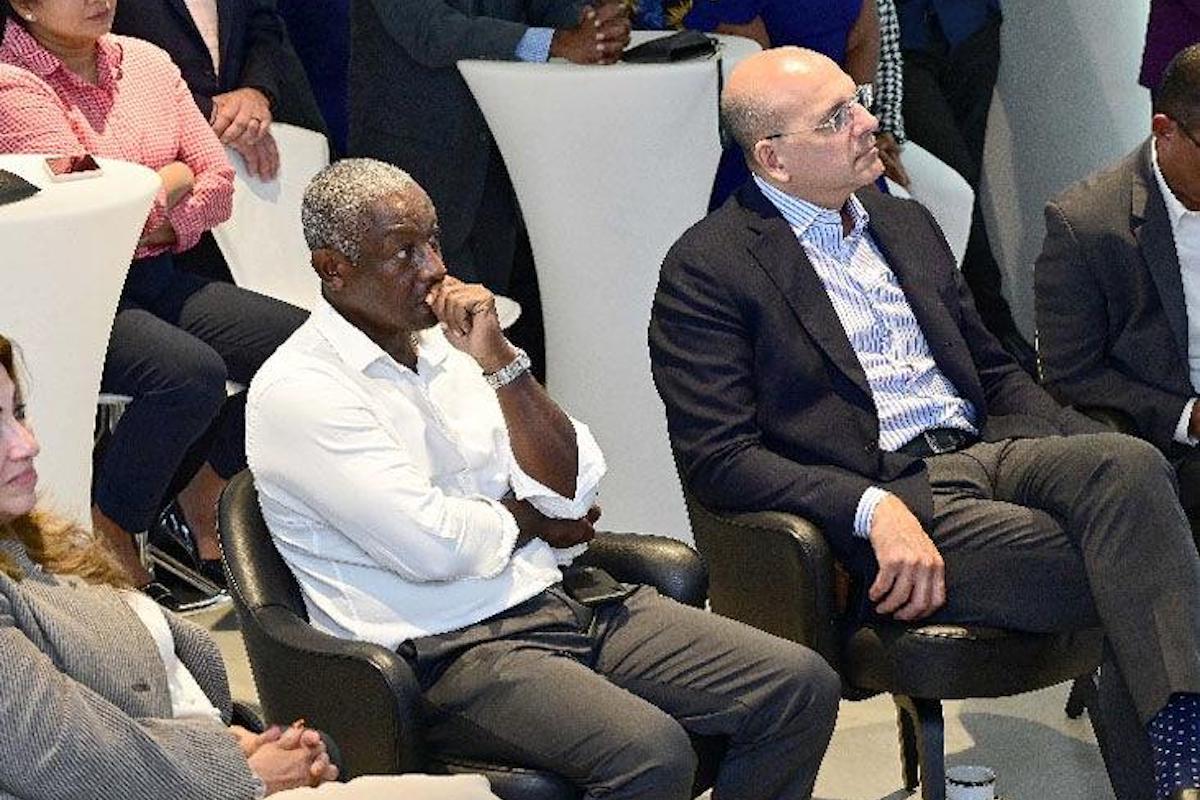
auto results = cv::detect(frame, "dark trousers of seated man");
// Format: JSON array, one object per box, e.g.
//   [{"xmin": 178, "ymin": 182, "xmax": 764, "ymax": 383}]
[
  {"xmin": 913, "ymin": 432, "xmax": 1200, "ymax": 799},
  {"xmin": 399, "ymin": 584, "xmax": 841, "ymax": 800},
  {"xmin": 1172, "ymin": 452, "xmax": 1200, "ymax": 545}
]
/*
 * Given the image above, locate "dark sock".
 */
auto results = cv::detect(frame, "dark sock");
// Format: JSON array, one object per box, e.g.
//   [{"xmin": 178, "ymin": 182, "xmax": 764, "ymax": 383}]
[{"xmin": 1148, "ymin": 693, "xmax": 1200, "ymax": 798}]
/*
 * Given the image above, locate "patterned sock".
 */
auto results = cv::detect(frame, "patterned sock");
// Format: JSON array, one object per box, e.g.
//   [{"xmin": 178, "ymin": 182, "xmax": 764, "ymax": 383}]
[{"xmin": 1148, "ymin": 693, "xmax": 1200, "ymax": 798}]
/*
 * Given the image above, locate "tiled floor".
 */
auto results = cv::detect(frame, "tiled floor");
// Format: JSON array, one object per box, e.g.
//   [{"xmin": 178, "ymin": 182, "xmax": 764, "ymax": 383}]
[{"xmin": 196, "ymin": 602, "xmax": 1114, "ymax": 800}]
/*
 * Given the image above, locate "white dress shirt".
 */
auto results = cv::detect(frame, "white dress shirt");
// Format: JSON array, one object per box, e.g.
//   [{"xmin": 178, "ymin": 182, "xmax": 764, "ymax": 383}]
[
  {"xmin": 182, "ymin": 0, "xmax": 221, "ymax": 73},
  {"xmin": 1151, "ymin": 141, "xmax": 1200, "ymax": 445},
  {"xmin": 120, "ymin": 591, "xmax": 223, "ymax": 723},
  {"xmin": 246, "ymin": 300, "xmax": 606, "ymax": 649}
]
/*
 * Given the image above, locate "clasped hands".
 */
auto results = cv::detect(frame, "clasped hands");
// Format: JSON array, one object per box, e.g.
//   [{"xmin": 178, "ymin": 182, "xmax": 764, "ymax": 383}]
[
  {"xmin": 867, "ymin": 494, "xmax": 946, "ymax": 621},
  {"xmin": 550, "ymin": 0, "xmax": 631, "ymax": 65},
  {"xmin": 211, "ymin": 86, "xmax": 279, "ymax": 181},
  {"xmin": 231, "ymin": 720, "xmax": 338, "ymax": 795}
]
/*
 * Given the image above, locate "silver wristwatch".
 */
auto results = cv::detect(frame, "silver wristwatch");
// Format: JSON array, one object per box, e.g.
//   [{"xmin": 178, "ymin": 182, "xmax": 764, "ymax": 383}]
[{"xmin": 484, "ymin": 347, "xmax": 532, "ymax": 389}]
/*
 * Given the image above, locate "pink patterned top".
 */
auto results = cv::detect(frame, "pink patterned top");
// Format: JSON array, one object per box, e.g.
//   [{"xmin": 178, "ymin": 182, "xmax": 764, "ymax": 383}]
[{"xmin": 0, "ymin": 20, "xmax": 233, "ymax": 257}]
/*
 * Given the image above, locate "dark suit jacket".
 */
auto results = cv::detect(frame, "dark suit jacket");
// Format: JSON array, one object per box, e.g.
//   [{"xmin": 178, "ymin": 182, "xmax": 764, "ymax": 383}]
[
  {"xmin": 113, "ymin": 0, "xmax": 283, "ymax": 119},
  {"xmin": 650, "ymin": 180, "xmax": 1096, "ymax": 584},
  {"xmin": 348, "ymin": 0, "xmax": 581, "ymax": 261},
  {"xmin": 1036, "ymin": 139, "xmax": 1195, "ymax": 457}
]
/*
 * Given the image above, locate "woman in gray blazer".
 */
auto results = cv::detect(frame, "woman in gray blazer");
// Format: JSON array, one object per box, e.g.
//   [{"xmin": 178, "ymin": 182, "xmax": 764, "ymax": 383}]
[{"xmin": 0, "ymin": 332, "xmax": 498, "ymax": 799}]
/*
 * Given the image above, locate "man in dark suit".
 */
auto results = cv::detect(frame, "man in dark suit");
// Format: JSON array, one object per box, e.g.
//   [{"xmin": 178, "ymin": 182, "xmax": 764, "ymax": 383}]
[
  {"xmin": 348, "ymin": 0, "xmax": 629, "ymax": 293},
  {"xmin": 649, "ymin": 46, "xmax": 1200, "ymax": 800},
  {"xmin": 1037, "ymin": 45, "xmax": 1200, "ymax": 539},
  {"xmin": 113, "ymin": 0, "xmax": 326, "ymax": 181}
]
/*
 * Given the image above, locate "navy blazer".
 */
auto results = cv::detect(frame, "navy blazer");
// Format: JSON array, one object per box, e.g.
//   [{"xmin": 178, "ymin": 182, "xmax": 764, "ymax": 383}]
[
  {"xmin": 112, "ymin": 0, "xmax": 285, "ymax": 120},
  {"xmin": 650, "ymin": 180, "xmax": 1097, "ymax": 585}
]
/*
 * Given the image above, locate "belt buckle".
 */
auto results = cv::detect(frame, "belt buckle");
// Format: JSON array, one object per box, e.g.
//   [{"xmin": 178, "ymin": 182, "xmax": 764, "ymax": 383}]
[{"xmin": 924, "ymin": 428, "xmax": 961, "ymax": 455}]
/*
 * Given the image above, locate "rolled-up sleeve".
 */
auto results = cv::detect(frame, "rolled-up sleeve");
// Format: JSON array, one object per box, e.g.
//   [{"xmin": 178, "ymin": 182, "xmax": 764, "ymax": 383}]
[
  {"xmin": 504, "ymin": 417, "xmax": 607, "ymax": 520},
  {"xmin": 248, "ymin": 370, "xmax": 521, "ymax": 583}
]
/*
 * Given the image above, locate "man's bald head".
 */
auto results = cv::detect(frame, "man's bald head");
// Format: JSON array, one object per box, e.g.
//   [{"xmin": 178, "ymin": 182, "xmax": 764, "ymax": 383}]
[{"xmin": 720, "ymin": 47, "xmax": 841, "ymax": 156}]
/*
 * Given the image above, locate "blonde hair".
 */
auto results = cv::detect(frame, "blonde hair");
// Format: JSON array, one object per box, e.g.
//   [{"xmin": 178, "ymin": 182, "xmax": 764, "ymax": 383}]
[{"xmin": 0, "ymin": 335, "xmax": 129, "ymax": 586}]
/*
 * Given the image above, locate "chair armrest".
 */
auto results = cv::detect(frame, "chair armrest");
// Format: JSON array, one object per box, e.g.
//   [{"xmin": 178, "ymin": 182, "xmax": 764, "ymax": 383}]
[
  {"xmin": 685, "ymin": 502, "xmax": 841, "ymax": 666},
  {"xmin": 576, "ymin": 532, "xmax": 708, "ymax": 607},
  {"xmin": 236, "ymin": 604, "xmax": 425, "ymax": 780},
  {"xmin": 1075, "ymin": 405, "xmax": 1138, "ymax": 435}
]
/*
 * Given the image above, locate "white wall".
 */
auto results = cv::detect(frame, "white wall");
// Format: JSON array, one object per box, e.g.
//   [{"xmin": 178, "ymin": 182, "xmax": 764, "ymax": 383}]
[{"xmin": 982, "ymin": 0, "xmax": 1152, "ymax": 335}]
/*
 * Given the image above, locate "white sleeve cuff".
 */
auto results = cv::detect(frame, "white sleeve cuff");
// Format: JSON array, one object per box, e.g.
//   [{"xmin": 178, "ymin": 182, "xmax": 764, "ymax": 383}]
[
  {"xmin": 1176, "ymin": 398, "xmax": 1199, "ymax": 446},
  {"xmin": 854, "ymin": 487, "xmax": 889, "ymax": 539},
  {"xmin": 508, "ymin": 418, "xmax": 607, "ymax": 519}
]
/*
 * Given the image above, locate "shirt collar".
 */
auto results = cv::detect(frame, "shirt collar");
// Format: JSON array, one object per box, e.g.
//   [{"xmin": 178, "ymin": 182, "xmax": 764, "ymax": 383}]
[
  {"xmin": 753, "ymin": 174, "xmax": 869, "ymax": 243},
  {"xmin": 1, "ymin": 19, "xmax": 122, "ymax": 89},
  {"xmin": 311, "ymin": 297, "xmax": 450, "ymax": 376},
  {"xmin": 1151, "ymin": 137, "xmax": 1196, "ymax": 228}
]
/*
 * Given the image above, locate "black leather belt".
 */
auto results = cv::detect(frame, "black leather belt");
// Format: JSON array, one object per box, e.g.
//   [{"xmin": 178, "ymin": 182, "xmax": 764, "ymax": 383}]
[{"xmin": 896, "ymin": 428, "xmax": 979, "ymax": 458}]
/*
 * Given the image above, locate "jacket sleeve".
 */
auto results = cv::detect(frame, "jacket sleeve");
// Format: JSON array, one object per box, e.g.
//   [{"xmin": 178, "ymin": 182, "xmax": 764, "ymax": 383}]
[
  {"xmin": 367, "ymin": 0, "xmax": 558, "ymax": 68},
  {"xmin": 237, "ymin": 0, "xmax": 286, "ymax": 106},
  {"xmin": 0, "ymin": 592, "xmax": 260, "ymax": 800},
  {"xmin": 1035, "ymin": 199, "xmax": 1190, "ymax": 448},
  {"xmin": 165, "ymin": 612, "xmax": 236, "ymax": 724},
  {"xmin": 649, "ymin": 240, "xmax": 877, "ymax": 553}
]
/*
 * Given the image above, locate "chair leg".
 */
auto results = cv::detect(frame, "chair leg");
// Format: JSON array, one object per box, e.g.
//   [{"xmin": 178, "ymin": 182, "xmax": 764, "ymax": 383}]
[
  {"xmin": 896, "ymin": 699, "xmax": 920, "ymax": 790},
  {"xmin": 894, "ymin": 695, "xmax": 946, "ymax": 800},
  {"xmin": 1065, "ymin": 672, "xmax": 1097, "ymax": 719}
]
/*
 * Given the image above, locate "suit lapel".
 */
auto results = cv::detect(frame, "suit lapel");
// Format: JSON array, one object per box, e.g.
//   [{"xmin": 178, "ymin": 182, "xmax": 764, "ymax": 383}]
[
  {"xmin": 1133, "ymin": 144, "xmax": 1190, "ymax": 362},
  {"xmin": 216, "ymin": 0, "xmax": 235, "ymax": 85},
  {"xmin": 740, "ymin": 185, "xmax": 873, "ymax": 401},
  {"xmin": 166, "ymin": 0, "xmax": 206, "ymax": 44}
]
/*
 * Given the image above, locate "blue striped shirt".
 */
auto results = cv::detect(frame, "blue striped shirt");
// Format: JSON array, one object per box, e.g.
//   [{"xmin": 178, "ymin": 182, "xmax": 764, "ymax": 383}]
[{"xmin": 754, "ymin": 176, "xmax": 977, "ymax": 537}]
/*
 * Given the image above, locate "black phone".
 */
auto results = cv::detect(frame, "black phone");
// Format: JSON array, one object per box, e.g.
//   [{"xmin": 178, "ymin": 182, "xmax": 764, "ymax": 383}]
[
  {"xmin": 43, "ymin": 154, "xmax": 102, "ymax": 182},
  {"xmin": 562, "ymin": 566, "xmax": 636, "ymax": 607}
]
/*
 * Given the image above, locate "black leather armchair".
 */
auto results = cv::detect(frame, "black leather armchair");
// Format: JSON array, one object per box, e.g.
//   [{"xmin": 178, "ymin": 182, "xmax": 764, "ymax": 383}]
[
  {"xmin": 217, "ymin": 470, "xmax": 722, "ymax": 799},
  {"xmin": 681, "ymin": 489, "xmax": 1105, "ymax": 800}
]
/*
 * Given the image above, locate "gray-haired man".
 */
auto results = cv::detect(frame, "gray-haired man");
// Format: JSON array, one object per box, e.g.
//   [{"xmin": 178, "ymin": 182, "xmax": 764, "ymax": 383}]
[{"xmin": 245, "ymin": 158, "xmax": 841, "ymax": 800}]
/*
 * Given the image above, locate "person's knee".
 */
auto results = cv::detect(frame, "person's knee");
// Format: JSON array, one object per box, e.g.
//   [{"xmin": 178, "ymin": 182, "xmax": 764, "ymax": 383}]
[
  {"xmin": 1089, "ymin": 433, "xmax": 1173, "ymax": 489},
  {"xmin": 773, "ymin": 647, "xmax": 841, "ymax": 737},
  {"xmin": 174, "ymin": 347, "xmax": 228, "ymax": 416},
  {"xmin": 611, "ymin": 715, "xmax": 696, "ymax": 798}
]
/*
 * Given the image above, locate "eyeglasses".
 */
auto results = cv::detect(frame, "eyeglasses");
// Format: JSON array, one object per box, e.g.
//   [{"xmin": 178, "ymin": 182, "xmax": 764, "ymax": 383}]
[{"xmin": 762, "ymin": 84, "xmax": 875, "ymax": 141}]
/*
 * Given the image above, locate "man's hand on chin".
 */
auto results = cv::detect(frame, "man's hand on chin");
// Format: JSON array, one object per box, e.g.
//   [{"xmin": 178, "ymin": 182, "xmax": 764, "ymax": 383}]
[
  {"xmin": 867, "ymin": 494, "xmax": 946, "ymax": 621},
  {"xmin": 426, "ymin": 277, "xmax": 516, "ymax": 371}
]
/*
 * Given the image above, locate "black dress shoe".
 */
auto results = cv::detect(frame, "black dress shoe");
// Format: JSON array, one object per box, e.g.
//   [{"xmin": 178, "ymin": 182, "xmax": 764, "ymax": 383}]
[
  {"xmin": 140, "ymin": 581, "xmax": 182, "ymax": 612},
  {"xmin": 1171, "ymin": 788, "xmax": 1200, "ymax": 799}
]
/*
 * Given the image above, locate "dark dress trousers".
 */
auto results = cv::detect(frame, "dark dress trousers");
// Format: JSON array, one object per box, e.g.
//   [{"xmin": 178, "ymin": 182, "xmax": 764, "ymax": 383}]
[{"xmin": 1036, "ymin": 139, "xmax": 1200, "ymax": 519}]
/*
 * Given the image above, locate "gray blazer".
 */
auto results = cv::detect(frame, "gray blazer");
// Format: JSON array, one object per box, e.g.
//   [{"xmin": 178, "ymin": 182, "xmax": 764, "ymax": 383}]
[
  {"xmin": 347, "ymin": 0, "xmax": 581, "ymax": 259},
  {"xmin": 0, "ymin": 539, "xmax": 261, "ymax": 800},
  {"xmin": 1036, "ymin": 139, "xmax": 1196, "ymax": 455}
]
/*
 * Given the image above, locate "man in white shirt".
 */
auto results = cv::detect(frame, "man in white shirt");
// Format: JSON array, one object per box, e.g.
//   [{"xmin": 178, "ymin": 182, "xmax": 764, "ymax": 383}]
[
  {"xmin": 246, "ymin": 158, "xmax": 841, "ymax": 800},
  {"xmin": 1036, "ymin": 43, "xmax": 1200, "ymax": 541}
]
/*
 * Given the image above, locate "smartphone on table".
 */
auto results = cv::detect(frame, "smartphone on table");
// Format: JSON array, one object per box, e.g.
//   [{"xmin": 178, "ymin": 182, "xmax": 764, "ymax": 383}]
[{"xmin": 43, "ymin": 154, "xmax": 103, "ymax": 182}]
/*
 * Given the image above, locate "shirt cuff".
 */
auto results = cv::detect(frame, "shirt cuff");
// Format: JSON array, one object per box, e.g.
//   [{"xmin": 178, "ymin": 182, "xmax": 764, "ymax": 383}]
[
  {"xmin": 1176, "ymin": 398, "xmax": 1199, "ymax": 446},
  {"xmin": 854, "ymin": 487, "xmax": 889, "ymax": 539},
  {"xmin": 507, "ymin": 418, "xmax": 607, "ymax": 519},
  {"xmin": 515, "ymin": 27, "xmax": 554, "ymax": 62}
]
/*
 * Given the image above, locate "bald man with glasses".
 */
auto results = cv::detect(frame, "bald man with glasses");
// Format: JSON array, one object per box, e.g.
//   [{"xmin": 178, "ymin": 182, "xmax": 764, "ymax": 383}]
[{"xmin": 651, "ymin": 45, "xmax": 1200, "ymax": 800}]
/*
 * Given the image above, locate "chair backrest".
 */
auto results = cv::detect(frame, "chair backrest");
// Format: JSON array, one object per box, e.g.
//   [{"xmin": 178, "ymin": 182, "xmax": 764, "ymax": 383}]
[
  {"xmin": 218, "ymin": 470, "xmax": 308, "ymax": 619},
  {"xmin": 211, "ymin": 123, "xmax": 329, "ymax": 310}
]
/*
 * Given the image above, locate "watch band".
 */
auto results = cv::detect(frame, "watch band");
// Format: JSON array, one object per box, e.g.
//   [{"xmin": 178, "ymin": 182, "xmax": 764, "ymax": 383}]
[{"xmin": 484, "ymin": 347, "xmax": 532, "ymax": 389}]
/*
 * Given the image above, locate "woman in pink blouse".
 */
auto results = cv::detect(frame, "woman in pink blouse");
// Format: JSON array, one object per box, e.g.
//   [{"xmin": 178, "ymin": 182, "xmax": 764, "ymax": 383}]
[{"xmin": 0, "ymin": 0, "xmax": 305, "ymax": 607}]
